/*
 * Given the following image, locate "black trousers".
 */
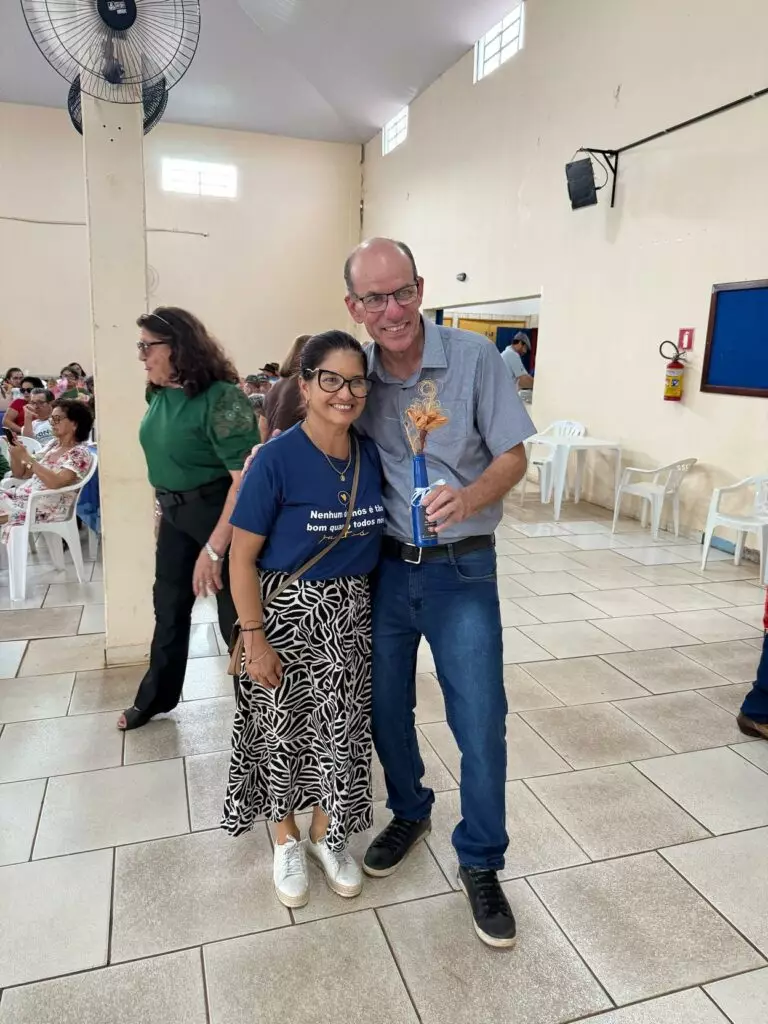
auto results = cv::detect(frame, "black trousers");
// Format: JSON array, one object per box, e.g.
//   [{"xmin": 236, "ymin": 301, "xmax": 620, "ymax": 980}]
[{"xmin": 133, "ymin": 479, "xmax": 236, "ymax": 715}]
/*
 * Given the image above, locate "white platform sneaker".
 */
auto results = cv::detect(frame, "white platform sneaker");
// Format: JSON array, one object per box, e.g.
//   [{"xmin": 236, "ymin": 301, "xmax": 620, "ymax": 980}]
[
  {"xmin": 306, "ymin": 834, "xmax": 363, "ymax": 897},
  {"xmin": 273, "ymin": 835, "xmax": 309, "ymax": 908}
]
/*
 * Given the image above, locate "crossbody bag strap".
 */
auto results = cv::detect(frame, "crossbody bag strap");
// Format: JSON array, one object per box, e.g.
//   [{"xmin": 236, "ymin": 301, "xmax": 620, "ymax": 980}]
[{"xmin": 261, "ymin": 433, "xmax": 361, "ymax": 609}]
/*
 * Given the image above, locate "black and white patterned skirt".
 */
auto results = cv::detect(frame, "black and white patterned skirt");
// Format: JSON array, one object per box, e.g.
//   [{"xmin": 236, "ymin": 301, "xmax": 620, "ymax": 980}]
[{"xmin": 221, "ymin": 570, "xmax": 373, "ymax": 851}]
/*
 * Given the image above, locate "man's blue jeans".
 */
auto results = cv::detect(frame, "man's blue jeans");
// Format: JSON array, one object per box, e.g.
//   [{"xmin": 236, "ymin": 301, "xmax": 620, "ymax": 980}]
[
  {"xmin": 371, "ymin": 546, "xmax": 508, "ymax": 870},
  {"xmin": 741, "ymin": 631, "xmax": 768, "ymax": 723}
]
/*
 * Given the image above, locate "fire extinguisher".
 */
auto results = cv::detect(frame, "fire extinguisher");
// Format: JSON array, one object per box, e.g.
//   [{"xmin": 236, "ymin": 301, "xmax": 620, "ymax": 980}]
[{"xmin": 659, "ymin": 341, "xmax": 685, "ymax": 402}]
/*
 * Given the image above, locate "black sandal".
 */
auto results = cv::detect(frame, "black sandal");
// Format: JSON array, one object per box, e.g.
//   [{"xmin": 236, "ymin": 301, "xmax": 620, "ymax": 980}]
[{"xmin": 118, "ymin": 706, "xmax": 153, "ymax": 731}]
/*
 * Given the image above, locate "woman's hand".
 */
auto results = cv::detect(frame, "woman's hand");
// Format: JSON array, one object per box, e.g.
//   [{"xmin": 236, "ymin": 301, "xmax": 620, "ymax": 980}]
[
  {"xmin": 245, "ymin": 639, "xmax": 283, "ymax": 689},
  {"xmin": 192, "ymin": 546, "xmax": 223, "ymax": 598},
  {"xmin": 242, "ymin": 443, "xmax": 263, "ymax": 476}
]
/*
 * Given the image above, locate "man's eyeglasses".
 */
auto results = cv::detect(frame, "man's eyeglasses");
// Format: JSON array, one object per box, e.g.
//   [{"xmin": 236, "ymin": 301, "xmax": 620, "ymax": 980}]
[
  {"xmin": 350, "ymin": 282, "xmax": 419, "ymax": 313},
  {"xmin": 136, "ymin": 340, "xmax": 167, "ymax": 354},
  {"xmin": 306, "ymin": 369, "xmax": 374, "ymax": 398}
]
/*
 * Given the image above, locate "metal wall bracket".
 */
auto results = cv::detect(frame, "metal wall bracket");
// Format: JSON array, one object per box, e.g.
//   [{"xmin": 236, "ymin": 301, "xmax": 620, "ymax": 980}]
[{"xmin": 583, "ymin": 148, "xmax": 619, "ymax": 207}]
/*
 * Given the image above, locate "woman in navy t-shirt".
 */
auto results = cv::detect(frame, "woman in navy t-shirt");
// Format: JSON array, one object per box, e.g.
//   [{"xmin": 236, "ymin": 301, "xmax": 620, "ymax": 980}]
[{"xmin": 223, "ymin": 331, "xmax": 384, "ymax": 908}]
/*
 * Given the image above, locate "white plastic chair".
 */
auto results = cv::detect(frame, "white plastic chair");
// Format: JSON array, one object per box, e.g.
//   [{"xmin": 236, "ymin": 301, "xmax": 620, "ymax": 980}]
[
  {"xmin": 612, "ymin": 458, "xmax": 697, "ymax": 539},
  {"xmin": 520, "ymin": 420, "xmax": 586, "ymax": 506},
  {"xmin": 2, "ymin": 453, "xmax": 98, "ymax": 601},
  {"xmin": 15, "ymin": 436, "xmax": 42, "ymax": 455},
  {"xmin": 701, "ymin": 474, "xmax": 768, "ymax": 584}
]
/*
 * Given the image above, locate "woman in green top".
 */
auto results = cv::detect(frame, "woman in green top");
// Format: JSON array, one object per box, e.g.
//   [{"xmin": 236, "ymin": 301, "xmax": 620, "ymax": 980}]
[{"xmin": 118, "ymin": 307, "xmax": 260, "ymax": 731}]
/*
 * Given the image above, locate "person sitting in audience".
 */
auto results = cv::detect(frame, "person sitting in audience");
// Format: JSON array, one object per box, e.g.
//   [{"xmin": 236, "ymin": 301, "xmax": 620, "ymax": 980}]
[
  {"xmin": 0, "ymin": 399, "xmax": 94, "ymax": 543},
  {"xmin": 22, "ymin": 388, "xmax": 55, "ymax": 445},
  {"xmin": 243, "ymin": 373, "xmax": 272, "ymax": 399},
  {"xmin": 3, "ymin": 376, "xmax": 44, "ymax": 435},
  {"xmin": 56, "ymin": 366, "xmax": 89, "ymax": 401},
  {"xmin": 260, "ymin": 335, "xmax": 310, "ymax": 440},
  {"xmin": 259, "ymin": 362, "xmax": 280, "ymax": 383},
  {"xmin": 0, "ymin": 368, "xmax": 23, "ymax": 415}
]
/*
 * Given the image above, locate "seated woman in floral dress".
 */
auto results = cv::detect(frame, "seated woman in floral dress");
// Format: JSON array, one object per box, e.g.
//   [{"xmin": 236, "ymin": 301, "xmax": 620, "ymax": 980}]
[{"xmin": 0, "ymin": 399, "xmax": 94, "ymax": 541}]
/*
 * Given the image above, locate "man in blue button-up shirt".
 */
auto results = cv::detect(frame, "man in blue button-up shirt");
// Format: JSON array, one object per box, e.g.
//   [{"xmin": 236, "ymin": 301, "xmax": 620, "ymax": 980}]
[{"xmin": 345, "ymin": 237, "xmax": 535, "ymax": 947}]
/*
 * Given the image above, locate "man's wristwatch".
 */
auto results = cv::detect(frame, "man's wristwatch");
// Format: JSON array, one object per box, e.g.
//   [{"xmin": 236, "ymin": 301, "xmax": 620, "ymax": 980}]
[{"xmin": 205, "ymin": 542, "xmax": 221, "ymax": 562}]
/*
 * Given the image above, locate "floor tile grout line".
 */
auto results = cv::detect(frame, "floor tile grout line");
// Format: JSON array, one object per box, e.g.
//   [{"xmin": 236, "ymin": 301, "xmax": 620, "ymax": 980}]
[
  {"xmin": 181, "ymin": 756, "xmax": 193, "ymax": 833},
  {"xmin": 27, "ymin": 775, "xmax": 49, "ymax": 862},
  {"xmin": 517, "ymin": 777, "xmax": 593, "ymax": 863},
  {"xmin": 421, "ymin": 831, "xmax": 457, "ymax": 892},
  {"xmin": 629, "ymin": 752, "xmax": 760, "ymax": 837},
  {"xmin": 106, "ymin": 846, "xmax": 116, "ymax": 964},
  {"xmin": 562, "ymin": 982, "xmax": 741, "ymax": 1024},
  {"xmin": 700, "ymin": 979, "xmax": 741, "ymax": 1023},
  {"xmin": 658, "ymin": 853, "xmax": 768, "ymax": 964},
  {"xmin": 514, "ymin": 705, "xmax": 667, "ymax": 773},
  {"xmin": 12, "ymin": 640, "xmax": 29, "ymax": 678},
  {"xmin": 727, "ymin": 744, "xmax": 768, "ymax": 775},
  {"xmin": 372, "ymin": 907, "xmax": 424, "ymax": 1024},
  {"xmin": 199, "ymin": 946, "xmax": 212, "ymax": 1024},
  {"xmin": 0, "ymin": 696, "xmax": 234, "ymax": 729},
  {"xmin": 4, "ymin": 853, "xmax": 765, "ymax": 1001},
  {"xmin": 520, "ymin": 875, "xmax": 617, "ymax": 1012}
]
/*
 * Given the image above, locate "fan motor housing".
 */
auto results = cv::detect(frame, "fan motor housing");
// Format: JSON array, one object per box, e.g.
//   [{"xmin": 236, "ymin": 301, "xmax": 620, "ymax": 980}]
[{"xmin": 97, "ymin": 0, "xmax": 138, "ymax": 31}]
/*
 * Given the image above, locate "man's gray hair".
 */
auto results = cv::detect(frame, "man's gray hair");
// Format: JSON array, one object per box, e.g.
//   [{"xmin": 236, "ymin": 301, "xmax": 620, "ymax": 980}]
[
  {"xmin": 513, "ymin": 332, "xmax": 530, "ymax": 351},
  {"xmin": 343, "ymin": 238, "xmax": 419, "ymax": 294},
  {"xmin": 30, "ymin": 387, "xmax": 55, "ymax": 403}
]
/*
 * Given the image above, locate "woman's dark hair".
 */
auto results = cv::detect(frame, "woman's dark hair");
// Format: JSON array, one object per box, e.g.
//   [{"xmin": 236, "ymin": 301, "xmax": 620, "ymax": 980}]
[
  {"xmin": 68, "ymin": 362, "xmax": 85, "ymax": 377},
  {"xmin": 3, "ymin": 367, "xmax": 22, "ymax": 382},
  {"xmin": 278, "ymin": 334, "xmax": 312, "ymax": 378},
  {"xmin": 299, "ymin": 331, "xmax": 366, "ymax": 379},
  {"xmin": 137, "ymin": 306, "xmax": 239, "ymax": 399},
  {"xmin": 60, "ymin": 365, "xmax": 77, "ymax": 378},
  {"xmin": 53, "ymin": 399, "xmax": 94, "ymax": 443},
  {"xmin": 21, "ymin": 376, "xmax": 44, "ymax": 389}
]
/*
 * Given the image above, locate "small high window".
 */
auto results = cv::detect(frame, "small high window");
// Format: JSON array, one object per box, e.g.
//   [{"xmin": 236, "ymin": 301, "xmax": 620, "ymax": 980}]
[
  {"xmin": 382, "ymin": 107, "xmax": 409, "ymax": 156},
  {"xmin": 474, "ymin": 3, "xmax": 525, "ymax": 83},
  {"xmin": 161, "ymin": 158, "xmax": 238, "ymax": 198}
]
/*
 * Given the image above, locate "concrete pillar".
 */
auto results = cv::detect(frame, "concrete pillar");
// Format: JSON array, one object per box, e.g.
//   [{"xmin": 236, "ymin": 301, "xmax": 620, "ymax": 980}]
[{"xmin": 82, "ymin": 93, "xmax": 155, "ymax": 666}]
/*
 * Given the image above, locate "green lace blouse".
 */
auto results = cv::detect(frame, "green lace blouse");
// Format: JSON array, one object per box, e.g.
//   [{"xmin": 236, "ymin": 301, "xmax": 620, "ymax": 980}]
[{"xmin": 139, "ymin": 381, "xmax": 260, "ymax": 492}]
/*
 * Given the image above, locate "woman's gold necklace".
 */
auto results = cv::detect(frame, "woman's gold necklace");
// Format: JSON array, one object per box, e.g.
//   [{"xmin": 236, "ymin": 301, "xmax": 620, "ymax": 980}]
[{"xmin": 303, "ymin": 424, "xmax": 352, "ymax": 482}]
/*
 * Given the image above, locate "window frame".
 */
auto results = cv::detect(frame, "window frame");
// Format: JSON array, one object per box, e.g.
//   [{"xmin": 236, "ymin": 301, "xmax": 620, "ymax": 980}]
[
  {"xmin": 382, "ymin": 106, "xmax": 409, "ymax": 156},
  {"xmin": 161, "ymin": 158, "xmax": 238, "ymax": 199},
  {"xmin": 474, "ymin": 2, "xmax": 525, "ymax": 84}
]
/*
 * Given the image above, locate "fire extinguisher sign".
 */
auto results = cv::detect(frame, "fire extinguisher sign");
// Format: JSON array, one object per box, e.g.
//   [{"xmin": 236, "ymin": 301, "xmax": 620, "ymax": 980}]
[{"xmin": 678, "ymin": 328, "xmax": 695, "ymax": 351}]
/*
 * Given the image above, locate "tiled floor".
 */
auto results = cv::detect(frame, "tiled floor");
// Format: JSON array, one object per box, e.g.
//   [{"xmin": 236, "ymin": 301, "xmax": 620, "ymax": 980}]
[{"xmin": 0, "ymin": 502, "xmax": 766, "ymax": 1023}]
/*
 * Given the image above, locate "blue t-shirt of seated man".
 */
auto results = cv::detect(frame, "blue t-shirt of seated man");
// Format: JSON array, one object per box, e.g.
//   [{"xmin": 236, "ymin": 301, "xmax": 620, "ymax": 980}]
[{"xmin": 230, "ymin": 424, "xmax": 385, "ymax": 580}]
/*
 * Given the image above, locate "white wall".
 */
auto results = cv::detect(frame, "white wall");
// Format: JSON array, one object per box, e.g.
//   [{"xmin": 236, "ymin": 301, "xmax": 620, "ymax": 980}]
[
  {"xmin": 444, "ymin": 297, "xmax": 541, "ymax": 318},
  {"xmin": 362, "ymin": 0, "xmax": 768, "ymax": 530},
  {"xmin": 0, "ymin": 103, "xmax": 361, "ymax": 376}
]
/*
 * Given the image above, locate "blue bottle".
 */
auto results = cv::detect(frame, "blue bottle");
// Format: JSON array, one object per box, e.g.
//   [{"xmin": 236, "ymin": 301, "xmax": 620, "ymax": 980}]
[{"xmin": 411, "ymin": 453, "xmax": 439, "ymax": 547}]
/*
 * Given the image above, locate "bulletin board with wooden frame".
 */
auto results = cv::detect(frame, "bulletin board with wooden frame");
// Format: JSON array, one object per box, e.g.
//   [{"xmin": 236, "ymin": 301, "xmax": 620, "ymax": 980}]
[{"xmin": 700, "ymin": 279, "xmax": 768, "ymax": 398}]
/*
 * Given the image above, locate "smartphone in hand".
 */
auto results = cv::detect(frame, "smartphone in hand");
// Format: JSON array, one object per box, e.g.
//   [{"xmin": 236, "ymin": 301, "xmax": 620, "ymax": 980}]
[{"xmin": 2, "ymin": 428, "xmax": 17, "ymax": 445}]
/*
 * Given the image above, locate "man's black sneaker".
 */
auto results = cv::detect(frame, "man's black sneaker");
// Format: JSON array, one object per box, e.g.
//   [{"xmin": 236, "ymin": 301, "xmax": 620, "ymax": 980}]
[
  {"xmin": 363, "ymin": 816, "xmax": 431, "ymax": 877},
  {"xmin": 458, "ymin": 866, "xmax": 517, "ymax": 948}
]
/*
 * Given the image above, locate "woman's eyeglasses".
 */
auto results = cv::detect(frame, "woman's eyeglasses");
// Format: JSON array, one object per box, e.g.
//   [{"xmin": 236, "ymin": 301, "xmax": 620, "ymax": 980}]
[
  {"xmin": 350, "ymin": 282, "xmax": 419, "ymax": 313},
  {"xmin": 307, "ymin": 369, "xmax": 374, "ymax": 398},
  {"xmin": 136, "ymin": 340, "xmax": 168, "ymax": 354},
  {"xmin": 19, "ymin": 387, "xmax": 33, "ymax": 394}
]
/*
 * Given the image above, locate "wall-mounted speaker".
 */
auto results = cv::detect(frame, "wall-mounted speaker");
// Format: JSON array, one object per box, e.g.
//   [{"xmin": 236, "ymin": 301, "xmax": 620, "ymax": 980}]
[{"xmin": 565, "ymin": 157, "xmax": 598, "ymax": 209}]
